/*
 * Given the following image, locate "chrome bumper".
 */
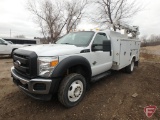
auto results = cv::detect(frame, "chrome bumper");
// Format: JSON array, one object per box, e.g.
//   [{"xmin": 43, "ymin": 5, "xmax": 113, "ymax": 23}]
[{"xmin": 11, "ymin": 67, "xmax": 52, "ymax": 94}]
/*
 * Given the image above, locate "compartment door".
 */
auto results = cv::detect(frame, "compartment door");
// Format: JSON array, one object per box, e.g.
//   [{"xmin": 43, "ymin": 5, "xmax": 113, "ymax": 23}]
[{"xmin": 119, "ymin": 40, "xmax": 131, "ymax": 68}]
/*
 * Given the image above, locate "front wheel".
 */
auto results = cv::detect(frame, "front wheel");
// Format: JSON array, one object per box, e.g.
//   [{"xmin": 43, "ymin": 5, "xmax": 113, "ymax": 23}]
[
  {"xmin": 58, "ymin": 73, "xmax": 86, "ymax": 108},
  {"xmin": 125, "ymin": 59, "xmax": 135, "ymax": 73}
]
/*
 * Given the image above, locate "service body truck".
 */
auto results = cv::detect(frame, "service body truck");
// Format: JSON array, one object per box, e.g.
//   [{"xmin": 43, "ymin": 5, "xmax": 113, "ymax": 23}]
[{"xmin": 11, "ymin": 25, "xmax": 141, "ymax": 107}]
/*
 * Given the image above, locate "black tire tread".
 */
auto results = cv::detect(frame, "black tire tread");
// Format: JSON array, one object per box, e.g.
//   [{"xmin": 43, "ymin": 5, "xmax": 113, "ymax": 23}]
[{"xmin": 58, "ymin": 73, "xmax": 86, "ymax": 108}]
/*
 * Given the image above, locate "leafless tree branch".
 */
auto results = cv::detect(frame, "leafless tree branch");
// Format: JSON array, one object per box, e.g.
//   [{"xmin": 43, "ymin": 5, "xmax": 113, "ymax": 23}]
[
  {"xmin": 27, "ymin": 0, "xmax": 88, "ymax": 43},
  {"xmin": 91, "ymin": 0, "xmax": 142, "ymax": 31}
]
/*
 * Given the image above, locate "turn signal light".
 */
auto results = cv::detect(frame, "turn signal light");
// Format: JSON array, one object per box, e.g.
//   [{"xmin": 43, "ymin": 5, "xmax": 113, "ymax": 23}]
[{"xmin": 50, "ymin": 60, "xmax": 58, "ymax": 67}]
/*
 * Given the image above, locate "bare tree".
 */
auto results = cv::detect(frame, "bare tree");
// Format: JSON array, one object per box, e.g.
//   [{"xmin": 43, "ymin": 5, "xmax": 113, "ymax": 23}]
[
  {"xmin": 64, "ymin": 0, "xmax": 88, "ymax": 33},
  {"xmin": 92, "ymin": 0, "xmax": 141, "ymax": 31},
  {"xmin": 140, "ymin": 35, "xmax": 147, "ymax": 47},
  {"xmin": 27, "ymin": 0, "xmax": 88, "ymax": 43},
  {"xmin": 37, "ymin": 17, "xmax": 47, "ymax": 40},
  {"xmin": 141, "ymin": 34, "xmax": 160, "ymax": 47},
  {"xmin": 27, "ymin": 0, "xmax": 66, "ymax": 43}
]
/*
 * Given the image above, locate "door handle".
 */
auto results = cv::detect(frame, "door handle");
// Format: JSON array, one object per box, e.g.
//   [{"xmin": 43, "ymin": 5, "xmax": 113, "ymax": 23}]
[{"xmin": 92, "ymin": 61, "xmax": 97, "ymax": 65}]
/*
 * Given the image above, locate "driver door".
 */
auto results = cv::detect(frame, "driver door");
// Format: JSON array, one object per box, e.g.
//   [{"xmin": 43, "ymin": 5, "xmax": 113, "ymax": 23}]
[{"xmin": 90, "ymin": 32, "xmax": 112, "ymax": 76}]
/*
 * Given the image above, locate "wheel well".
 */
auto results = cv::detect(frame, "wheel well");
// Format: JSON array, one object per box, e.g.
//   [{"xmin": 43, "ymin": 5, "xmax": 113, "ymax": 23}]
[
  {"xmin": 11, "ymin": 48, "xmax": 17, "ymax": 57},
  {"xmin": 12, "ymin": 48, "xmax": 17, "ymax": 53},
  {"xmin": 132, "ymin": 56, "xmax": 136, "ymax": 61},
  {"xmin": 68, "ymin": 65, "xmax": 90, "ymax": 79},
  {"xmin": 65, "ymin": 65, "xmax": 91, "ymax": 85}
]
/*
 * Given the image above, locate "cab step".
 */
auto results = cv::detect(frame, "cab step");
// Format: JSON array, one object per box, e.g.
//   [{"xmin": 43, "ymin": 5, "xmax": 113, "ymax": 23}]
[{"xmin": 91, "ymin": 71, "xmax": 111, "ymax": 82}]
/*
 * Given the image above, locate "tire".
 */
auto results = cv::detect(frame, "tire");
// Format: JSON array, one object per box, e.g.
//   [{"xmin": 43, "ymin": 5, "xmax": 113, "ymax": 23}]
[
  {"xmin": 58, "ymin": 73, "xmax": 86, "ymax": 108},
  {"xmin": 125, "ymin": 59, "xmax": 135, "ymax": 73}
]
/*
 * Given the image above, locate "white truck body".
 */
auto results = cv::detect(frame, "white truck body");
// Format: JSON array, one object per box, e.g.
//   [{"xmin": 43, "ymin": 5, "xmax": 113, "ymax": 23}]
[
  {"xmin": 0, "ymin": 38, "xmax": 26, "ymax": 55},
  {"xmin": 20, "ymin": 30, "xmax": 140, "ymax": 76},
  {"xmin": 11, "ymin": 29, "xmax": 141, "ymax": 107}
]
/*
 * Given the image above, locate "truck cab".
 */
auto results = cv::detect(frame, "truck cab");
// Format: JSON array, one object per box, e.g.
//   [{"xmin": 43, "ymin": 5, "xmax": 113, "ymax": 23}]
[{"xmin": 11, "ymin": 30, "xmax": 140, "ymax": 107}]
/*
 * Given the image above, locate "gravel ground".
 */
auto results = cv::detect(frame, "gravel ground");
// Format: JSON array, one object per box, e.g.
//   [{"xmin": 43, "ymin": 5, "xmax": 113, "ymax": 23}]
[{"xmin": 0, "ymin": 47, "xmax": 160, "ymax": 120}]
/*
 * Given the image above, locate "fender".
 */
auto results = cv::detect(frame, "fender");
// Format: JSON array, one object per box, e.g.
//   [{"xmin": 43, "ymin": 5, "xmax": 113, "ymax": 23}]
[
  {"xmin": 130, "ymin": 55, "xmax": 139, "ymax": 66},
  {"xmin": 11, "ymin": 48, "xmax": 17, "ymax": 54},
  {"xmin": 130, "ymin": 55, "xmax": 136, "ymax": 63},
  {"xmin": 51, "ymin": 56, "xmax": 92, "ymax": 79}
]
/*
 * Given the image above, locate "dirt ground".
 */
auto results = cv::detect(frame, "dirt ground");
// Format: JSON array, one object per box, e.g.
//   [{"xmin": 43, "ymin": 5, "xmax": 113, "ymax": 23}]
[
  {"xmin": 0, "ymin": 46, "xmax": 160, "ymax": 120},
  {"xmin": 141, "ymin": 45, "xmax": 160, "ymax": 56}
]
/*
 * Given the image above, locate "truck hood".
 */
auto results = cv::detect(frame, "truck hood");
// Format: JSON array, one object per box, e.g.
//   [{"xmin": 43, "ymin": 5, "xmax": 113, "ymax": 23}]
[{"xmin": 20, "ymin": 44, "xmax": 85, "ymax": 56}]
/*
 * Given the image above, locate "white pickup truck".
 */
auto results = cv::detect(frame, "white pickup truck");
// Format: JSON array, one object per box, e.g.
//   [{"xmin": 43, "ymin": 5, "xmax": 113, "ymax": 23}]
[
  {"xmin": 11, "ymin": 30, "xmax": 141, "ymax": 107},
  {"xmin": 0, "ymin": 38, "xmax": 26, "ymax": 57}
]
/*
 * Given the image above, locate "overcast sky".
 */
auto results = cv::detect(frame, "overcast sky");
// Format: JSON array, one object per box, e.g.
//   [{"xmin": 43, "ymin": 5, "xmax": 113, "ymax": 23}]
[{"xmin": 0, "ymin": 0, "xmax": 159, "ymax": 38}]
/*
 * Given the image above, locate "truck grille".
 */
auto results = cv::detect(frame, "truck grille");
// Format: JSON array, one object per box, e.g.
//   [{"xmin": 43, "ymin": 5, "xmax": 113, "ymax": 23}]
[{"xmin": 13, "ymin": 49, "xmax": 38, "ymax": 79}]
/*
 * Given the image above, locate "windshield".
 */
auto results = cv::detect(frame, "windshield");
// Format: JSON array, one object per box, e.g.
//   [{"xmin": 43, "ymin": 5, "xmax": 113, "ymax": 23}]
[
  {"xmin": 0, "ymin": 38, "xmax": 7, "ymax": 43},
  {"xmin": 56, "ymin": 31, "xmax": 95, "ymax": 47},
  {"xmin": 7, "ymin": 41, "xmax": 13, "ymax": 44}
]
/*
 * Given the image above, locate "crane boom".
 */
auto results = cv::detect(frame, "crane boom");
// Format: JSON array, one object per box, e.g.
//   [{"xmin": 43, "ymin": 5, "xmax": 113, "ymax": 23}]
[{"xmin": 115, "ymin": 21, "xmax": 140, "ymax": 38}]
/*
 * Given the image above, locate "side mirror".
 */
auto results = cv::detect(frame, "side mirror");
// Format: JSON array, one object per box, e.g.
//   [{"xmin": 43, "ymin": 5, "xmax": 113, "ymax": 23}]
[
  {"xmin": 103, "ymin": 40, "xmax": 111, "ymax": 55},
  {"xmin": 103, "ymin": 40, "xmax": 111, "ymax": 51},
  {"xmin": 92, "ymin": 40, "xmax": 111, "ymax": 52}
]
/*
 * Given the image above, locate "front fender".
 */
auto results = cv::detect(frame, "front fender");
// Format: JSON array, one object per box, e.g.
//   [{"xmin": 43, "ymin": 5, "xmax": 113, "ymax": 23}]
[{"xmin": 51, "ymin": 56, "xmax": 92, "ymax": 79}]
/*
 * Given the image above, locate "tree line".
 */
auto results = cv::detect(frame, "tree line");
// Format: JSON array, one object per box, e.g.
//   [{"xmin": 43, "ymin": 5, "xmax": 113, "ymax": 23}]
[
  {"xmin": 27, "ymin": 0, "xmax": 141, "ymax": 43},
  {"xmin": 141, "ymin": 35, "xmax": 160, "ymax": 47}
]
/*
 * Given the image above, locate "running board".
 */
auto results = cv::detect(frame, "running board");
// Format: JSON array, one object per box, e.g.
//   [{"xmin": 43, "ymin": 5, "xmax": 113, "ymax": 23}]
[{"xmin": 91, "ymin": 71, "xmax": 111, "ymax": 82}]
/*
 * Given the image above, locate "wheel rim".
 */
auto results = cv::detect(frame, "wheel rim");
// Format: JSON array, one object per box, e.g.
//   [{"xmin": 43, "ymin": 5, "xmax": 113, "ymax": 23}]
[
  {"xmin": 131, "ymin": 60, "xmax": 134, "ymax": 71},
  {"xmin": 68, "ymin": 80, "xmax": 83, "ymax": 102}
]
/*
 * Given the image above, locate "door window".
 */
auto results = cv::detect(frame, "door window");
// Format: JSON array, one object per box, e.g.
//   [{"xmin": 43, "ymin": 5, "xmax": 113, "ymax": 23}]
[{"xmin": 93, "ymin": 33, "xmax": 108, "ymax": 50}]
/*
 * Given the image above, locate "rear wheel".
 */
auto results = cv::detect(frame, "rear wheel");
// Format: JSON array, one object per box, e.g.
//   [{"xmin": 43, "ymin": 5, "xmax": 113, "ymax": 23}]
[
  {"xmin": 125, "ymin": 59, "xmax": 135, "ymax": 73},
  {"xmin": 58, "ymin": 73, "xmax": 86, "ymax": 108}
]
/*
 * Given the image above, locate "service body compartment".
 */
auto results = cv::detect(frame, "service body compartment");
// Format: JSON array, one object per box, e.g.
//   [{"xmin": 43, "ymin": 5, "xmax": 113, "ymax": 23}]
[
  {"xmin": 106, "ymin": 31, "xmax": 141, "ymax": 70},
  {"xmin": 119, "ymin": 40, "xmax": 131, "ymax": 69},
  {"xmin": 118, "ymin": 39, "xmax": 141, "ymax": 70}
]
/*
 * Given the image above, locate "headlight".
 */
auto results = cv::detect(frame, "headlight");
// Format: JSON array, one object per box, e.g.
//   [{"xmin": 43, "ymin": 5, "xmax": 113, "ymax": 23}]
[{"xmin": 38, "ymin": 57, "xmax": 58, "ymax": 77}]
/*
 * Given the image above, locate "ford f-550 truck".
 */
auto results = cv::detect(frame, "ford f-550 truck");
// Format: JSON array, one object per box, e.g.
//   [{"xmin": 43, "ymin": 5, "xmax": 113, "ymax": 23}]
[{"xmin": 11, "ymin": 27, "xmax": 141, "ymax": 107}]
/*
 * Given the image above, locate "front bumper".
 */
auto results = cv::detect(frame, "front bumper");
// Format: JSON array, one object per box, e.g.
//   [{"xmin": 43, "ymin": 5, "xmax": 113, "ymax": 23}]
[{"xmin": 11, "ymin": 67, "xmax": 52, "ymax": 100}]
